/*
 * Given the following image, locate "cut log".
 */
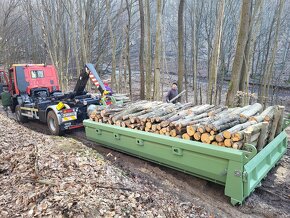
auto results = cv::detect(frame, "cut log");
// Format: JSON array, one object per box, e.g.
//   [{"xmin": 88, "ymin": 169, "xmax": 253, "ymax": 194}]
[
  {"xmin": 264, "ymin": 106, "xmax": 277, "ymax": 122},
  {"xmin": 213, "ymin": 120, "xmax": 240, "ymax": 132},
  {"xmin": 250, "ymin": 132, "xmax": 260, "ymax": 143},
  {"xmin": 211, "ymin": 141, "xmax": 218, "ymax": 145},
  {"xmin": 112, "ymin": 101, "xmax": 162, "ymax": 122},
  {"xmin": 209, "ymin": 115, "xmax": 239, "ymax": 131},
  {"xmin": 173, "ymin": 112, "xmax": 209, "ymax": 128},
  {"xmin": 161, "ymin": 120, "xmax": 170, "ymax": 128},
  {"xmin": 101, "ymin": 107, "xmax": 125, "ymax": 117},
  {"xmin": 201, "ymin": 133, "xmax": 210, "ymax": 143},
  {"xmin": 170, "ymin": 129, "xmax": 177, "ymax": 137},
  {"xmin": 215, "ymin": 133, "xmax": 224, "ymax": 142},
  {"xmin": 224, "ymin": 139, "xmax": 233, "ymax": 147},
  {"xmin": 275, "ymin": 106, "xmax": 285, "ymax": 137},
  {"xmin": 155, "ymin": 111, "xmax": 176, "ymax": 122},
  {"xmin": 164, "ymin": 105, "xmax": 203, "ymax": 125},
  {"xmin": 145, "ymin": 127, "xmax": 151, "ymax": 132},
  {"xmin": 145, "ymin": 122, "xmax": 152, "ymax": 129},
  {"xmin": 239, "ymin": 103, "xmax": 263, "ymax": 119},
  {"xmin": 176, "ymin": 128, "xmax": 186, "ymax": 135},
  {"xmin": 125, "ymin": 109, "xmax": 152, "ymax": 120},
  {"xmin": 193, "ymin": 132, "xmax": 201, "ymax": 141},
  {"xmin": 182, "ymin": 133, "xmax": 191, "ymax": 140},
  {"xmin": 128, "ymin": 123, "xmax": 141, "ymax": 129},
  {"xmin": 138, "ymin": 104, "xmax": 176, "ymax": 122},
  {"xmin": 249, "ymin": 106, "xmax": 275, "ymax": 122},
  {"xmin": 205, "ymin": 125, "xmax": 212, "ymax": 133},
  {"xmin": 229, "ymin": 105, "xmax": 251, "ymax": 115},
  {"xmin": 121, "ymin": 122, "xmax": 127, "ymax": 128},
  {"xmin": 256, "ymin": 122, "xmax": 269, "ymax": 151},
  {"xmin": 207, "ymin": 106, "xmax": 227, "ymax": 117},
  {"xmin": 244, "ymin": 130, "xmax": 252, "ymax": 144},
  {"xmin": 160, "ymin": 128, "xmax": 167, "ymax": 134},
  {"xmin": 268, "ymin": 106, "xmax": 283, "ymax": 142},
  {"xmin": 156, "ymin": 124, "xmax": 162, "ymax": 130},
  {"xmin": 115, "ymin": 120, "xmax": 121, "ymax": 126},
  {"xmin": 197, "ymin": 126, "xmax": 206, "ymax": 134},
  {"xmin": 222, "ymin": 120, "xmax": 257, "ymax": 139},
  {"xmin": 186, "ymin": 125, "xmax": 198, "ymax": 136},
  {"xmin": 246, "ymin": 122, "xmax": 264, "ymax": 133},
  {"xmin": 232, "ymin": 141, "xmax": 243, "ymax": 149}
]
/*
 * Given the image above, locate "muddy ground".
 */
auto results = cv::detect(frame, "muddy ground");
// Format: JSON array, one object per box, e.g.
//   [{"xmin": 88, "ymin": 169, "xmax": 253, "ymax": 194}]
[{"xmin": 1, "ymin": 107, "xmax": 289, "ymax": 217}]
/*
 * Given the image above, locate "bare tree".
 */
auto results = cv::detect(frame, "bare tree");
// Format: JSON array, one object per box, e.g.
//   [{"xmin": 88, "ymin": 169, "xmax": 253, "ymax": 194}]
[
  {"xmin": 259, "ymin": 0, "xmax": 285, "ymax": 108},
  {"xmin": 153, "ymin": 0, "xmax": 162, "ymax": 101},
  {"xmin": 138, "ymin": 0, "xmax": 145, "ymax": 99},
  {"xmin": 226, "ymin": 0, "xmax": 251, "ymax": 107},
  {"xmin": 177, "ymin": 0, "xmax": 185, "ymax": 102},
  {"xmin": 145, "ymin": 0, "xmax": 152, "ymax": 100},
  {"xmin": 207, "ymin": 0, "xmax": 225, "ymax": 105}
]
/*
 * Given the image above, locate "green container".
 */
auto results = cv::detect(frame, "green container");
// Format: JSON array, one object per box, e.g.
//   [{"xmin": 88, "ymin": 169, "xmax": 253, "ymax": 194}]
[
  {"xmin": 1, "ymin": 91, "xmax": 12, "ymax": 107},
  {"xmin": 83, "ymin": 120, "xmax": 288, "ymax": 205}
]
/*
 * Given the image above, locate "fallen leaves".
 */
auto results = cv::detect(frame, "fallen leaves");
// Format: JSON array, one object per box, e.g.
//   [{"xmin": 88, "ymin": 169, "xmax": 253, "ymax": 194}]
[{"xmin": 0, "ymin": 114, "xmax": 208, "ymax": 217}]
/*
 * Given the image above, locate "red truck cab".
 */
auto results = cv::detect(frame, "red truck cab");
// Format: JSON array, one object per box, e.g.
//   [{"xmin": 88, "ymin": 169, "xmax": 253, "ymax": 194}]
[{"xmin": 8, "ymin": 64, "xmax": 60, "ymax": 96}]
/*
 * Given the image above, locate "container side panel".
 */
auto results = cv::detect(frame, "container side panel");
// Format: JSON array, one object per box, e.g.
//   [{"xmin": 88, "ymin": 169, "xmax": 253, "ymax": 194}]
[
  {"xmin": 243, "ymin": 131, "xmax": 287, "ymax": 198},
  {"xmin": 85, "ymin": 124, "xmax": 240, "ymax": 184}
]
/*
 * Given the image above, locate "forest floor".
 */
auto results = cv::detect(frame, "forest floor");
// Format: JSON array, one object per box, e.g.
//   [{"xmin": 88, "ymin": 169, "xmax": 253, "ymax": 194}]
[{"xmin": 0, "ymin": 108, "xmax": 289, "ymax": 217}]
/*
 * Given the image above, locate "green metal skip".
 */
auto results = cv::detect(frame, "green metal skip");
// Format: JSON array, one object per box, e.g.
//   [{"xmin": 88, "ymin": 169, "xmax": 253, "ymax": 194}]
[{"xmin": 84, "ymin": 119, "xmax": 288, "ymax": 205}]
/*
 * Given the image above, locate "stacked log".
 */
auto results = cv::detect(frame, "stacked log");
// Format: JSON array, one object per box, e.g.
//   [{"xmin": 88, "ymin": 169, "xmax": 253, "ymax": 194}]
[{"xmin": 89, "ymin": 101, "xmax": 284, "ymax": 152}]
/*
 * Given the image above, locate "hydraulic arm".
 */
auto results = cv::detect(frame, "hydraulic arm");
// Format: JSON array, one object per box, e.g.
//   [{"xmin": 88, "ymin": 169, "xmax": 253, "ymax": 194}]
[{"xmin": 73, "ymin": 63, "xmax": 107, "ymax": 96}]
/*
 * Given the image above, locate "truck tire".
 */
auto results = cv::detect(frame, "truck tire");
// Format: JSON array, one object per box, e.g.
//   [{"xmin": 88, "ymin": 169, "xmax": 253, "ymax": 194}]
[
  {"xmin": 15, "ymin": 105, "xmax": 29, "ymax": 123},
  {"xmin": 47, "ymin": 110, "xmax": 63, "ymax": 136}
]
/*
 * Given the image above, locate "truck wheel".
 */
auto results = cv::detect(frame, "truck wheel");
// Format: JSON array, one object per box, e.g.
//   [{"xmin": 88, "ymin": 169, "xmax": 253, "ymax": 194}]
[
  {"xmin": 47, "ymin": 110, "xmax": 63, "ymax": 136},
  {"xmin": 15, "ymin": 105, "xmax": 28, "ymax": 123}
]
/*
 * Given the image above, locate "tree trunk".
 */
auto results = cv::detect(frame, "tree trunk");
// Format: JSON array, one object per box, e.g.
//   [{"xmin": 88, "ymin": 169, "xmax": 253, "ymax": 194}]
[
  {"xmin": 207, "ymin": 0, "xmax": 224, "ymax": 105},
  {"xmin": 226, "ymin": 0, "xmax": 251, "ymax": 107},
  {"xmin": 106, "ymin": 0, "xmax": 117, "ymax": 91},
  {"xmin": 153, "ymin": 0, "xmax": 162, "ymax": 101},
  {"xmin": 145, "ymin": 0, "xmax": 152, "ymax": 100},
  {"xmin": 259, "ymin": 0, "xmax": 285, "ymax": 108},
  {"xmin": 138, "ymin": 0, "xmax": 145, "ymax": 99},
  {"xmin": 177, "ymin": 0, "xmax": 185, "ymax": 102},
  {"xmin": 191, "ymin": 0, "xmax": 198, "ymax": 105}
]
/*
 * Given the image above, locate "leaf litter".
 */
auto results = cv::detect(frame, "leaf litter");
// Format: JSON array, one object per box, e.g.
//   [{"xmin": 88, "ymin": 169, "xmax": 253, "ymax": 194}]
[{"xmin": 0, "ymin": 114, "xmax": 209, "ymax": 217}]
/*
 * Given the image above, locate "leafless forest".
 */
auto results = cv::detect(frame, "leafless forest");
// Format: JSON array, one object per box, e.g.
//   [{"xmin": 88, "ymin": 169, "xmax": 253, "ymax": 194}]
[{"xmin": 0, "ymin": 0, "xmax": 289, "ymax": 109}]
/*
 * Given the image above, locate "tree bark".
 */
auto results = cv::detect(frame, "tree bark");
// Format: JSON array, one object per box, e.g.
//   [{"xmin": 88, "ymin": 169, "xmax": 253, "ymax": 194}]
[
  {"xmin": 138, "ymin": 0, "xmax": 145, "ymax": 99},
  {"xmin": 259, "ymin": 0, "xmax": 285, "ymax": 108},
  {"xmin": 177, "ymin": 0, "xmax": 185, "ymax": 102},
  {"xmin": 153, "ymin": 0, "xmax": 162, "ymax": 101},
  {"xmin": 207, "ymin": 0, "xmax": 224, "ymax": 105},
  {"xmin": 226, "ymin": 0, "xmax": 251, "ymax": 107},
  {"xmin": 145, "ymin": 0, "xmax": 152, "ymax": 100}
]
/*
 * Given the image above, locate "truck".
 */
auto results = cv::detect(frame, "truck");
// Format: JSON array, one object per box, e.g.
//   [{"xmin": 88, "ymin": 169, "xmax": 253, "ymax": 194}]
[
  {"xmin": 1, "ymin": 62, "xmax": 289, "ymax": 206},
  {"xmin": 4, "ymin": 63, "xmax": 113, "ymax": 135}
]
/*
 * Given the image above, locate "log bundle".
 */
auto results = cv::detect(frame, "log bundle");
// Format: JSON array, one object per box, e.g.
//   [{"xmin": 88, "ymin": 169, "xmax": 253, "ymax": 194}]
[{"xmin": 89, "ymin": 101, "xmax": 284, "ymax": 151}]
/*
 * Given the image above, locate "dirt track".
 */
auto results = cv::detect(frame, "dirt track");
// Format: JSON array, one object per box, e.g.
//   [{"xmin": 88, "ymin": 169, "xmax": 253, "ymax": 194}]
[{"xmin": 2, "ymin": 109, "xmax": 290, "ymax": 217}]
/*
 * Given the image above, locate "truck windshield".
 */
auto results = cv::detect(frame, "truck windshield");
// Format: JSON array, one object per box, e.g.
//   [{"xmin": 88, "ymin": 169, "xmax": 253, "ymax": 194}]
[{"xmin": 31, "ymin": 70, "xmax": 44, "ymax": 78}]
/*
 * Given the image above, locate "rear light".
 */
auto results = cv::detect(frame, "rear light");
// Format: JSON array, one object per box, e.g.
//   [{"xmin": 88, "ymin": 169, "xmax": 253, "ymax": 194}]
[{"xmin": 63, "ymin": 108, "xmax": 73, "ymax": 113}]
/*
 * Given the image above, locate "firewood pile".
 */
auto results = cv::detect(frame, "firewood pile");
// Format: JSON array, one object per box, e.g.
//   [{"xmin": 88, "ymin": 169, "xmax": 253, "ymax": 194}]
[{"xmin": 89, "ymin": 101, "xmax": 285, "ymax": 151}]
